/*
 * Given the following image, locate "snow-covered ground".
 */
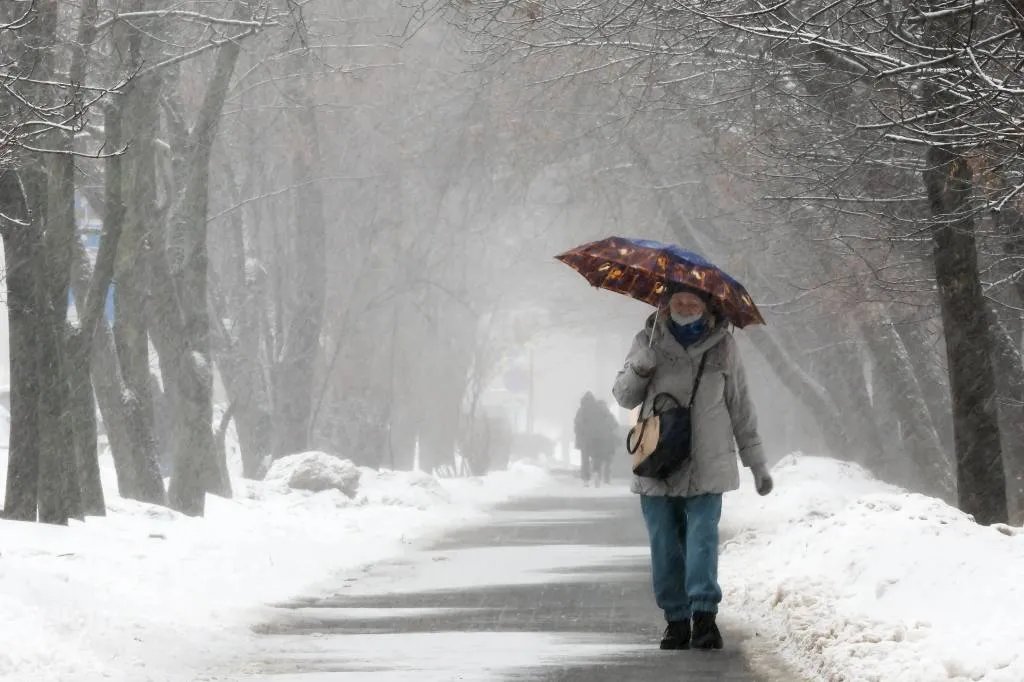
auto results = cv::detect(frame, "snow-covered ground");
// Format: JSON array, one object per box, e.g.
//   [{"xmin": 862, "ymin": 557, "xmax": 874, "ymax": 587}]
[
  {"xmin": 5, "ymin": 420, "xmax": 1024, "ymax": 682},
  {"xmin": 722, "ymin": 454, "xmax": 1024, "ymax": 682},
  {"xmin": 0, "ymin": 442, "xmax": 557, "ymax": 682}
]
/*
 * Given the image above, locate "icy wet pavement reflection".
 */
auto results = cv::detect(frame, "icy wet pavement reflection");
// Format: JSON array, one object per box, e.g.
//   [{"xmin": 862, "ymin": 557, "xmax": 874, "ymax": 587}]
[{"xmin": 244, "ymin": 481, "xmax": 800, "ymax": 682}]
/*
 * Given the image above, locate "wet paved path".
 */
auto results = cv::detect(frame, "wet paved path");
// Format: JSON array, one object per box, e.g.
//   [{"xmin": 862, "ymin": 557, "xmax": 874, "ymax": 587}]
[{"xmin": 244, "ymin": 480, "xmax": 799, "ymax": 682}]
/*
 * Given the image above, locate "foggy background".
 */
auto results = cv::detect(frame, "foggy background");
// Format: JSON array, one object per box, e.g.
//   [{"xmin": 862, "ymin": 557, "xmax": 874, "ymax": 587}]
[{"xmin": 4, "ymin": 0, "xmax": 1022, "ymax": 525}]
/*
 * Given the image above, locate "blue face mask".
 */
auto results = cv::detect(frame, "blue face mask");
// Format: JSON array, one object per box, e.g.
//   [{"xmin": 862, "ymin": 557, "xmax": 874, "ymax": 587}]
[{"xmin": 667, "ymin": 314, "xmax": 708, "ymax": 347}]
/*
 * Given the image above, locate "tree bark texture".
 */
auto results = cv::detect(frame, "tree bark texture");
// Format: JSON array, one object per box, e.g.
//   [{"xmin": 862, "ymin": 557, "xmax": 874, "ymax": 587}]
[
  {"xmin": 156, "ymin": 21, "xmax": 244, "ymax": 513},
  {"xmin": 923, "ymin": 145, "xmax": 1007, "ymax": 525},
  {"xmin": 1, "ymin": 171, "xmax": 42, "ymax": 521},
  {"xmin": 271, "ymin": 89, "xmax": 327, "ymax": 457}
]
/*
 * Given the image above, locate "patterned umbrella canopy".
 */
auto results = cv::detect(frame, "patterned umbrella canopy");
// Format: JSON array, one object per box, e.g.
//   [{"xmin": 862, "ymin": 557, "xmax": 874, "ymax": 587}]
[{"xmin": 555, "ymin": 236, "xmax": 766, "ymax": 328}]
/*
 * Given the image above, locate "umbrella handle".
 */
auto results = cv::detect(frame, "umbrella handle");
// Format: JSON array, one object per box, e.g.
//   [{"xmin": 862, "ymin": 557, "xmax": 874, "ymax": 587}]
[{"xmin": 649, "ymin": 306, "xmax": 659, "ymax": 348}]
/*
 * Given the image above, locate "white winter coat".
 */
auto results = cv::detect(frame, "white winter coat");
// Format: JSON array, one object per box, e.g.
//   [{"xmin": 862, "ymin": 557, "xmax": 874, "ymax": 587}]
[{"xmin": 613, "ymin": 313, "xmax": 766, "ymax": 497}]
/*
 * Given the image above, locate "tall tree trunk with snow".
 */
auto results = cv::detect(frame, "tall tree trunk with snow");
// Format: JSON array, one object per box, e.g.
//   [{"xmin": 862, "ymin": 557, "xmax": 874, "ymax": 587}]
[
  {"xmin": 745, "ymin": 326, "xmax": 857, "ymax": 458},
  {"xmin": 100, "ymin": 72, "xmax": 166, "ymax": 504},
  {"xmin": 861, "ymin": 305, "xmax": 954, "ymax": 499},
  {"xmin": 388, "ymin": 304, "xmax": 419, "ymax": 471},
  {"xmin": 271, "ymin": 81, "xmax": 327, "ymax": 457},
  {"xmin": 207, "ymin": 92, "xmax": 273, "ymax": 477},
  {"xmin": 988, "ymin": 309, "xmax": 1024, "ymax": 523},
  {"xmin": 212, "ymin": 307, "xmax": 274, "ymax": 477},
  {"xmin": 0, "ymin": 171, "xmax": 43, "ymax": 521},
  {"xmin": 894, "ymin": 321, "xmax": 954, "ymax": 457},
  {"xmin": 923, "ymin": 145, "xmax": 1007, "ymax": 525},
  {"xmin": 1, "ymin": 0, "xmax": 82, "ymax": 524},
  {"xmin": 26, "ymin": 162, "xmax": 81, "ymax": 525},
  {"xmin": 46, "ymin": 0, "xmax": 105, "ymax": 516},
  {"xmin": 71, "ymin": 191, "xmax": 164, "ymax": 508},
  {"xmin": 114, "ymin": 72, "xmax": 167, "ymax": 498},
  {"xmin": 994, "ymin": 209, "xmax": 1024, "ymax": 523},
  {"xmin": 70, "ymin": 203, "xmax": 142, "ymax": 499},
  {"xmin": 209, "ymin": 169, "xmax": 274, "ymax": 477},
  {"xmin": 90, "ymin": 323, "xmax": 145, "ymax": 495},
  {"xmin": 155, "ymin": 26, "xmax": 243, "ymax": 515},
  {"xmin": 811, "ymin": 320, "xmax": 888, "ymax": 473},
  {"xmin": 416, "ymin": 308, "xmax": 476, "ymax": 472},
  {"xmin": 152, "ymin": 213, "xmax": 227, "ymax": 515},
  {"xmin": 66, "ymin": 330, "xmax": 103, "ymax": 516},
  {"xmin": 70, "ymin": 90, "xmax": 167, "ymax": 506},
  {"xmin": 390, "ymin": 394, "xmax": 419, "ymax": 471}
]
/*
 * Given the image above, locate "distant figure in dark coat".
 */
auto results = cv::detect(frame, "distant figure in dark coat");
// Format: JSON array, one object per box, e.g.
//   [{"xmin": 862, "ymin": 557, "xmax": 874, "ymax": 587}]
[{"xmin": 573, "ymin": 392, "xmax": 619, "ymax": 487}]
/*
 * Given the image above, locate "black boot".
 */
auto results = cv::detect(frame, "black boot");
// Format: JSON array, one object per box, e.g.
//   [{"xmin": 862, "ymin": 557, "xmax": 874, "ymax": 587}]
[
  {"xmin": 690, "ymin": 611, "xmax": 723, "ymax": 650},
  {"xmin": 659, "ymin": 620, "xmax": 690, "ymax": 650}
]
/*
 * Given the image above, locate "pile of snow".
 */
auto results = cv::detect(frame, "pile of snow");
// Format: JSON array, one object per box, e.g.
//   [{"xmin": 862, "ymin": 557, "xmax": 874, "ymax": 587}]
[
  {"xmin": 356, "ymin": 468, "xmax": 452, "ymax": 509},
  {"xmin": 0, "ymin": 450, "xmax": 556, "ymax": 682},
  {"xmin": 722, "ymin": 454, "xmax": 1024, "ymax": 682},
  {"xmin": 264, "ymin": 450, "xmax": 361, "ymax": 497}
]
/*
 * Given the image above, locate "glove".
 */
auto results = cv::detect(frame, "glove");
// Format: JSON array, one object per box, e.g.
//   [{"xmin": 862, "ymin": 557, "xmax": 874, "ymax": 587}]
[
  {"xmin": 630, "ymin": 347, "xmax": 657, "ymax": 376},
  {"xmin": 751, "ymin": 463, "xmax": 773, "ymax": 496}
]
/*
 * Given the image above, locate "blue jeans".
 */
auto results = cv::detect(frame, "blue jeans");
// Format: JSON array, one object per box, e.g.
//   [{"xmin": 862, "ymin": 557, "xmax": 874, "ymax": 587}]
[{"xmin": 640, "ymin": 494, "xmax": 723, "ymax": 621}]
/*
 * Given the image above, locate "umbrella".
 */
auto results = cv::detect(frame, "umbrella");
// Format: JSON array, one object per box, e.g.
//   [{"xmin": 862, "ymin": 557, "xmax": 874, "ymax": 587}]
[{"xmin": 555, "ymin": 236, "xmax": 766, "ymax": 328}]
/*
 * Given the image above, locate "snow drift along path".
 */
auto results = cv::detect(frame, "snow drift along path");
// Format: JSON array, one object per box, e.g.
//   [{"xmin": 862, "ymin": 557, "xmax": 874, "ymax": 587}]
[
  {"xmin": 722, "ymin": 454, "xmax": 1024, "ymax": 682},
  {"xmin": 0, "ymin": 453, "xmax": 557, "ymax": 682}
]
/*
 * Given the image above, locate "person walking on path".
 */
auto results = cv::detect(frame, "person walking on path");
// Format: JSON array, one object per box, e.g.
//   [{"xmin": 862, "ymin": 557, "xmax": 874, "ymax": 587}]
[
  {"xmin": 573, "ymin": 392, "xmax": 619, "ymax": 487},
  {"xmin": 613, "ymin": 288, "xmax": 774, "ymax": 651},
  {"xmin": 590, "ymin": 398, "xmax": 617, "ymax": 485}
]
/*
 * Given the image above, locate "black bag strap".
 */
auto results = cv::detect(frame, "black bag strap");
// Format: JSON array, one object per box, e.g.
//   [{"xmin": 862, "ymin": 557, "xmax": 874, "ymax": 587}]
[
  {"xmin": 628, "ymin": 350, "xmax": 711, "ymax": 455},
  {"xmin": 628, "ymin": 393, "xmax": 679, "ymax": 454},
  {"xmin": 687, "ymin": 351, "xmax": 710, "ymax": 408},
  {"xmin": 626, "ymin": 419, "xmax": 645, "ymax": 454},
  {"xmin": 638, "ymin": 351, "xmax": 711, "ymax": 419}
]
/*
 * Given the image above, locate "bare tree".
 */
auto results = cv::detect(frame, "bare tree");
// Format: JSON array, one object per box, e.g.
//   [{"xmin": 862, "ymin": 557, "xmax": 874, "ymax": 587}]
[
  {"xmin": 1, "ymin": 0, "xmax": 103, "ymax": 523},
  {"xmin": 444, "ymin": 0, "xmax": 1024, "ymax": 522}
]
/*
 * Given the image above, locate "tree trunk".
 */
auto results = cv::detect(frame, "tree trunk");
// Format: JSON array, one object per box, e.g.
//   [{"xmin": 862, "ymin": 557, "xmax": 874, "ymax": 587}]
[
  {"xmin": 114, "ymin": 70, "xmax": 166, "ymax": 498},
  {"xmin": 996, "ymin": 209, "xmax": 1024, "ymax": 523},
  {"xmin": 812, "ymin": 317, "xmax": 888, "ymax": 472},
  {"xmin": 211, "ymin": 322, "xmax": 273, "ymax": 477},
  {"xmin": 861, "ymin": 304, "xmax": 954, "ymax": 499},
  {"xmin": 72, "ymin": 243, "xmax": 166, "ymax": 505},
  {"xmin": 923, "ymin": 145, "xmax": 1007, "ymax": 525},
  {"xmin": 50, "ymin": 0, "xmax": 104, "ymax": 517},
  {"xmin": 1, "ymin": 0, "xmax": 84, "ymax": 525},
  {"xmin": 745, "ymin": 326, "xmax": 855, "ymax": 457},
  {"xmin": 209, "ymin": 205, "xmax": 273, "ymax": 478},
  {"xmin": 91, "ymin": 323, "xmax": 141, "ymax": 497},
  {"xmin": 151, "ymin": 245, "xmax": 223, "ymax": 515},
  {"xmin": 214, "ymin": 404, "xmax": 236, "ymax": 484},
  {"xmin": 414, "ymin": 319, "xmax": 474, "ymax": 472},
  {"xmin": 988, "ymin": 308, "xmax": 1024, "ymax": 524},
  {"xmin": 156, "ymin": 24, "xmax": 244, "ymax": 514},
  {"xmin": 31, "ymin": 168, "xmax": 82, "ymax": 525},
  {"xmin": 35, "ymin": 290, "xmax": 82, "ymax": 525},
  {"xmin": 894, "ymin": 320, "xmax": 954, "ymax": 456},
  {"xmin": 1, "ymin": 171, "xmax": 42, "ymax": 521},
  {"xmin": 99, "ymin": 94, "xmax": 166, "ymax": 504},
  {"xmin": 67, "ymin": 329, "xmax": 104, "ymax": 516},
  {"xmin": 390, "ymin": 383, "xmax": 419, "ymax": 471},
  {"xmin": 271, "ymin": 87, "xmax": 327, "ymax": 456}
]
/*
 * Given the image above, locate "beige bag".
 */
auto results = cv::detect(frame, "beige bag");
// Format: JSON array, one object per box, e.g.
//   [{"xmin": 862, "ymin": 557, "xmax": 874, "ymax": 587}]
[
  {"xmin": 627, "ymin": 414, "xmax": 661, "ymax": 472},
  {"xmin": 625, "ymin": 352, "xmax": 709, "ymax": 479}
]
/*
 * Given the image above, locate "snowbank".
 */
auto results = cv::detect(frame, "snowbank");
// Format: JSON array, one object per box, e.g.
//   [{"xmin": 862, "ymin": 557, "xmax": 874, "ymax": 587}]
[
  {"xmin": 0, "ymin": 453, "xmax": 555, "ymax": 682},
  {"xmin": 264, "ymin": 450, "xmax": 362, "ymax": 496},
  {"xmin": 722, "ymin": 454, "xmax": 1024, "ymax": 682}
]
